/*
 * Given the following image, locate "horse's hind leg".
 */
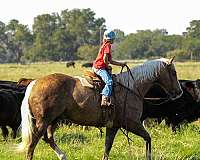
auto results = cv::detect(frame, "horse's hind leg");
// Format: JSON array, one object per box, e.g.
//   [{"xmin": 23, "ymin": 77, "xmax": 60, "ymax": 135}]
[
  {"xmin": 129, "ymin": 122, "xmax": 151, "ymax": 160},
  {"xmin": 26, "ymin": 121, "xmax": 48, "ymax": 160},
  {"xmin": 43, "ymin": 124, "xmax": 67, "ymax": 160},
  {"xmin": 102, "ymin": 127, "xmax": 119, "ymax": 160}
]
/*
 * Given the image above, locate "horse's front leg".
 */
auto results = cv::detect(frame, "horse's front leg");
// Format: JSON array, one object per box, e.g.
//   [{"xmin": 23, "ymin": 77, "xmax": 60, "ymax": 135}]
[
  {"xmin": 102, "ymin": 127, "xmax": 119, "ymax": 160},
  {"xmin": 128, "ymin": 121, "xmax": 151, "ymax": 160}
]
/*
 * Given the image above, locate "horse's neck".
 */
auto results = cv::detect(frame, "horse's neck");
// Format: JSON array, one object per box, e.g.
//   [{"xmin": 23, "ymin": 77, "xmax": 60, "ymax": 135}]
[
  {"xmin": 115, "ymin": 72, "xmax": 135, "ymax": 90},
  {"xmin": 115, "ymin": 73, "xmax": 156, "ymax": 99},
  {"xmin": 137, "ymin": 81, "xmax": 156, "ymax": 98}
]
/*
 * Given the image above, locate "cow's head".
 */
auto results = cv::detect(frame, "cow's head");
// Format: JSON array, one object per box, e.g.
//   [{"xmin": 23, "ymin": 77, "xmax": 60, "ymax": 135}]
[{"xmin": 183, "ymin": 79, "xmax": 200, "ymax": 102}]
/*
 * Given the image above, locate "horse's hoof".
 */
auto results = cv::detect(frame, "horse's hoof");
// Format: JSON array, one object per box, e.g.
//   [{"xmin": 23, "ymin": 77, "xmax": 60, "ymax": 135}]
[
  {"xmin": 102, "ymin": 157, "xmax": 108, "ymax": 160},
  {"xmin": 60, "ymin": 154, "xmax": 67, "ymax": 160}
]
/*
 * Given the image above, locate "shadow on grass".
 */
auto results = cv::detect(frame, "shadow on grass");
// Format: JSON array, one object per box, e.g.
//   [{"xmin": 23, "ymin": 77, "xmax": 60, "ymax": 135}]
[{"xmin": 56, "ymin": 132, "xmax": 88, "ymax": 144}]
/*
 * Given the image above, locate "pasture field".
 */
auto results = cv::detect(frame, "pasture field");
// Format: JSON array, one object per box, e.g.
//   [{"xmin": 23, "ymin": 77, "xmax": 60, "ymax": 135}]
[{"xmin": 0, "ymin": 60, "xmax": 200, "ymax": 160}]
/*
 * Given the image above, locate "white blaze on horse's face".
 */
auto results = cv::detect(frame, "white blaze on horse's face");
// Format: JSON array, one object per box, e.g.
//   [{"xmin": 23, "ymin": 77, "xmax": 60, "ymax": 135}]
[{"xmin": 158, "ymin": 59, "xmax": 183, "ymax": 100}]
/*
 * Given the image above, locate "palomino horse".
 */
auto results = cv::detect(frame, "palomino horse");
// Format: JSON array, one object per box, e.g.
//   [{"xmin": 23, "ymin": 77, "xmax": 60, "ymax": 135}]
[{"xmin": 16, "ymin": 58, "xmax": 182, "ymax": 160}]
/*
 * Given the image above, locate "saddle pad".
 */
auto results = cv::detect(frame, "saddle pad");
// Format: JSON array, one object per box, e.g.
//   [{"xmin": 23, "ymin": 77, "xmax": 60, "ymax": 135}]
[{"xmin": 75, "ymin": 76, "xmax": 94, "ymax": 88}]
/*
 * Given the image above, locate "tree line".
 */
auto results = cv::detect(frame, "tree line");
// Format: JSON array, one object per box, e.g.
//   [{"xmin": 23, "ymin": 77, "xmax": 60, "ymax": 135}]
[{"xmin": 0, "ymin": 8, "xmax": 200, "ymax": 63}]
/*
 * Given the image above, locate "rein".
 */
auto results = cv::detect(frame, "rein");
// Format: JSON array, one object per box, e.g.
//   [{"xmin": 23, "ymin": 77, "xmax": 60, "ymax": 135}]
[
  {"xmin": 118, "ymin": 65, "xmax": 136, "ymax": 145},
  {"xmin": 144, "ymin": 97, "xmax": 171, "ymax": 105}
]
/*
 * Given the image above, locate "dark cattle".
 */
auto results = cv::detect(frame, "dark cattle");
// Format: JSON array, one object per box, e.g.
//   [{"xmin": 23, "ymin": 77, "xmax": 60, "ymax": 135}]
[
  {"xmin": 0, "ymin": 79, "xmax": 26, "ymax": 139},
  {"xmin": 0, "ymin": 84, "xmax": 26, "ymax": 92},
  {"xmin": 142, "ymin": 80, "xmax": 200, "ymax": 132},
  {"xmin": 0, "ymin": 80, "xmax": 17, "ymax": 85},
  {"xmin": 81, "ymin": 62, "xmax": 93, "ymax": 68},
  {"xmin": 0, "ymin": 79, "xmax": 26, "ymax": 91},
  {"xmin": 66, "ymin": 61, "xmax": 75, "ymax": 68},
  {"xmin": 0, "ymin": 89, "xmax": 25, "ymax": 139},
  {"xmin": 17, "ymin": 78, "xmax": 34, "ymax": 87}
]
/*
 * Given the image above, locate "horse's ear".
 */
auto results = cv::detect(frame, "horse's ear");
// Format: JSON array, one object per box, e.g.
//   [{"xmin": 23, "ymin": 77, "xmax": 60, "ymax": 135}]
[{"xmin": 169, "ymin": 56, "xmax": 175, "ymax": 64}]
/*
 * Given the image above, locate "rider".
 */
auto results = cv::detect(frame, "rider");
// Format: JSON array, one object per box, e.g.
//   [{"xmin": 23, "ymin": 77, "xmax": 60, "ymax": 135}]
[{"xmin": 92, "ymin": 29, "xmax": 126, "ymax": 107}]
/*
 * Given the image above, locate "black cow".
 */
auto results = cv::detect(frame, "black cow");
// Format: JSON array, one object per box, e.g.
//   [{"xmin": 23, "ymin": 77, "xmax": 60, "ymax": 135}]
[
  {"xmin": 0, "ymin": 80, "xmax": 27, "ymax": 139},
  {"xmin": 66, "ymin": 61, "xmax": 75, "ymax": 68},
  {"xmin": 0, "ymin": 80, "xmax": 17, "ymax": 85},
  {"xmin": 142, "ymin": 80, "xmax": 200, "ymax": 132},
  {"xmin": 81, "ymin": 62, "xmax": 93, "ymax": 68},
  {"xmin": 0, "ymin": 80, "xmax": 26, "ymax": 92},
  {"xmin": 0, "ymin": 88, "xmax": 25, "ymax": 139},
  {"xmin": 0, "ymin": 83, "xmax": 26, "ymax": 91}
]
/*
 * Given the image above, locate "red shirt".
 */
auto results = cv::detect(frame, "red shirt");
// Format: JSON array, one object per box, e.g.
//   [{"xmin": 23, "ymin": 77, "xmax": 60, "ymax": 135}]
[{"xmin": 93, "ymin": 42, "xmax": 112, "ymax": 69}]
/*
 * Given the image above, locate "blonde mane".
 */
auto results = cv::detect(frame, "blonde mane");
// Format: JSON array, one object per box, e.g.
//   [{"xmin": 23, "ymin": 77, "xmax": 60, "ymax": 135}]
[{"xmin": 116, "ymin": 58, "xmax": 171, "ymax": 89}]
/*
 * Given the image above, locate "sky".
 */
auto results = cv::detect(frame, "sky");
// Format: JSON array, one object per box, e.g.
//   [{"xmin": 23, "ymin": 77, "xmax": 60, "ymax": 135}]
[{"xmin": 0, "ymin": 0, "xmax": 200, "ymax": 35}]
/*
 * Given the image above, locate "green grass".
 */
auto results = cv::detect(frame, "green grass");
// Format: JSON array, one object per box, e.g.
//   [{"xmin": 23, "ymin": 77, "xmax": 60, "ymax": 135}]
[
  {"xmin": 0, "ymin": 60, "xmax": 200, "ymax": 160},
  {"xmin": 1, "ymin": 124, "xmax": 200, "ymax": 160}
]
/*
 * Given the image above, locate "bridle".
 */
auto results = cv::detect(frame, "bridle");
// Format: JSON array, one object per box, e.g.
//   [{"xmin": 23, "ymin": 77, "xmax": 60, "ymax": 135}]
[{"xmin": 144, "ymin": 96, "xmax": 172, "ymax": 106}]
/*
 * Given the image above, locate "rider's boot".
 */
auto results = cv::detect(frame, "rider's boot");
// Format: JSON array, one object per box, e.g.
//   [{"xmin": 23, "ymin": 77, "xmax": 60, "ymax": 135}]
[{"xmin": 101, "ymin": 95, "xmax": 111, "ymax": 107}]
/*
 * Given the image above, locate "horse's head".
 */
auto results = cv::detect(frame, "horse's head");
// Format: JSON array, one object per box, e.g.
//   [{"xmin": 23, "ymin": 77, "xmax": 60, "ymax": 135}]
[{"xmin": 157, "ymin": 57, "xmax": 183, "ymax": 100}]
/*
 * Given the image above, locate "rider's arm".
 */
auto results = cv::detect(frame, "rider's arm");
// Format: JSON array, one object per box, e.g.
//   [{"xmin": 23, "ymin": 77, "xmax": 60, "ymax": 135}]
[
  {"xmin": 103, "ymin": 54, "xmax": 110, "ymax": 66},
  {"xmin": 110, "ymin": 59, "xmax": 126, "ymax": 67},
  {"xmin": 104, "ymin": 54, "xmax": 126, "ymax": 67}
]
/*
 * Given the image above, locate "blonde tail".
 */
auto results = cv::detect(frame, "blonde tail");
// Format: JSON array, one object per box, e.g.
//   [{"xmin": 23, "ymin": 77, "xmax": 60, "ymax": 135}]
[{"xmin": 16, "ymin": 80, "xmax": 36, "ymax": 152}]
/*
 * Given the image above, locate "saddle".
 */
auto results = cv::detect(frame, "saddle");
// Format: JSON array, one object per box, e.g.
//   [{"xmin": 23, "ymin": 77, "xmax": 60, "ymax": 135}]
[{"xmin": 83, "ymin": 70, "xmax": 105, "ymax": 91}]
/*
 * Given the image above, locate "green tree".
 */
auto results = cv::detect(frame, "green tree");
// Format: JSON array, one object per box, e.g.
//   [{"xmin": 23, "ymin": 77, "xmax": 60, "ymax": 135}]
[
  {"xmin": 114, "ymin": 33, "xmax": 139, "ymax": 59},
  {"xmin": 166, "ymin": 49, "xmax": 189, "ymax": 60},
  {"xmin": 0, "ymin": 21, "xmax": 6, "ymax": 44},
  {"xmin": 114, "ymin": 29, "xmax": 125, "ymax": 43},
  {"xmin": 186, "ymin": 20, "xmax": 200, "ymax": 39},
  {"xmin": 182, "ymin": 37, "xmax": 200, "ymax": 60},
  {"xmin": 51, "ymin": 28, "xmax": 75, "ymax": 61},
  {"xmin": 0, "ymin": 21, "xmax": 7, "ymax": 62},
  {"xmin": 2, "ymin": 19, "xmax": 33, "ymax": 63},
  {"xmin": 77, "ymin": 44, "xmax": 98, "ymax": 60},
  {"xmin": 30, "ymin": 13, "xmax": 60, "ymax": 61},
  {"xmin": 61, "ymin": 8, "xmax": 105, "ymax": 48}
]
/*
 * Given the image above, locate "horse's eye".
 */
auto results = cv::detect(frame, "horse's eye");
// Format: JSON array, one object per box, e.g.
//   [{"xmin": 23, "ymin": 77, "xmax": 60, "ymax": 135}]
[{"xmin": 172, "ymin": 71, "xmax": 176, "ymax": 76}]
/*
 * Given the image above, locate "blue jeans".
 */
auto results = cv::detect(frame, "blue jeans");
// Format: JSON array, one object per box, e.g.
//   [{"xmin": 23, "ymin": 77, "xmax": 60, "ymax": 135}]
[{"xmin": 92, "ymin": 67, "xmax": 113, "ymax": 96}]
